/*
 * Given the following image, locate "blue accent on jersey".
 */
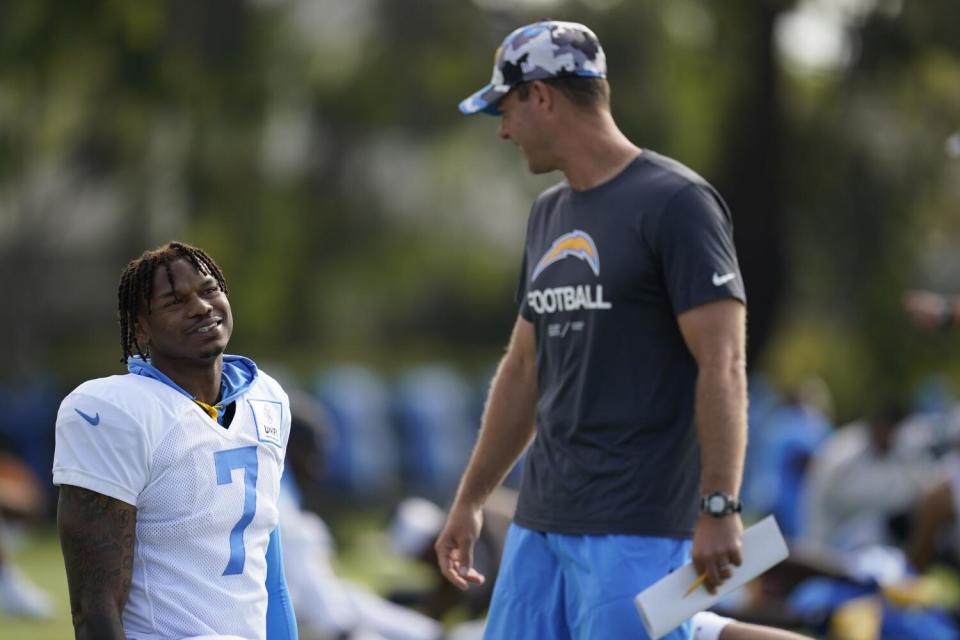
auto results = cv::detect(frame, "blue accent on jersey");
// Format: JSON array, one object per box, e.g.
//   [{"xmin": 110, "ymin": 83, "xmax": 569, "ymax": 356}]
[
  {"xmin": 265, "ymin": 527, "xmax": 298, "ymax": 639},
  {"xmin": 218, "ymin": 356, "xmax": 260, "ymax": 405},
  {"xmin": 74, "ymin": 408, "xmax": 100, "ymax": 426},
  {"xmin": 127, "ymin": 354, "xmax": 258, "ymax": 424},
  {"xmin": 214, "ymin": 446, "xmax": 260, "ymax": 576}
]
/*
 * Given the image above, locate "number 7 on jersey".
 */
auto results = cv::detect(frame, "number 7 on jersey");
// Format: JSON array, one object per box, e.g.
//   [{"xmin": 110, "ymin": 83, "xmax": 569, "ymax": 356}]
[{"xmin": 214, "ymin": 446, "xmax": 259, "ymax": 576}]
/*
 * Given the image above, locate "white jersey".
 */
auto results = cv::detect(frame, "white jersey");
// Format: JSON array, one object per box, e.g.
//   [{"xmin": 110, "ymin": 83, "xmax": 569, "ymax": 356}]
[{"xmin": 53, "ymin": 370, "xmax": 290, "ymax": 640}]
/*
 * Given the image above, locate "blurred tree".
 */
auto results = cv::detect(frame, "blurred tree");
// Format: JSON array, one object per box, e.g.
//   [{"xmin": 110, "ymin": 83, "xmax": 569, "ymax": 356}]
[
  {"xmin": 0, "ymin": 0, "xmax": 957, "ymax": 421},
  {"xmin": 775, "ymin": 0, "xmax": 960, "ymax": 415},
  {"xmin": 710, "ymin": 0, "xmax": 795, "ymax": 369}
]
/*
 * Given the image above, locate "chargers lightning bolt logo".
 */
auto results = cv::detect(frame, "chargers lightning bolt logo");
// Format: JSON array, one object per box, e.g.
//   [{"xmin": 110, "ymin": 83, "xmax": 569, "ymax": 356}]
[
  {"xmin": 75, "ymin": 408, "xmax": 100, "ymax": 426},
  {"xmin": 531, "ymin": 230, "xmax": 600, "ymax": 281}
]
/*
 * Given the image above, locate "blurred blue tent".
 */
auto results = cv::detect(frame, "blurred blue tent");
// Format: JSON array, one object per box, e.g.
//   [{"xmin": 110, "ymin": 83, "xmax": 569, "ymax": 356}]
[
  {"xmin": 314, "ymin": 365, "xmax": 401, "ymax": 501},
  {"xmin": 392, "ymin": 365, "xmax": 477, "ymax": 503}
]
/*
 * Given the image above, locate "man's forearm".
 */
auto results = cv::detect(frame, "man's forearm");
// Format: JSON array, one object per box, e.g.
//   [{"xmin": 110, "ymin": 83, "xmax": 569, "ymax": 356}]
[
  {"xmin": 696, "ymin": 362, "xmax": 747, "ymax": 496},
  {"xmin": 72, "ymin": 609, "xmax": 126, "ymax": 640},
  {"xmin": 58, "ymin": 485, "xmax": 136, "ymax": 640},
  {"xmin": 453, "ymin": 351, "xmax": 537, "ymax": 509}
]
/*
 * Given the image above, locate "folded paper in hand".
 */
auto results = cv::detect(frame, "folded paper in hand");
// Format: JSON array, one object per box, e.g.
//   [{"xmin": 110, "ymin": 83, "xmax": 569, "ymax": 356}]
[{"xmin": 634, "ymin": 515, "xmax": 788, "ymax": 640}]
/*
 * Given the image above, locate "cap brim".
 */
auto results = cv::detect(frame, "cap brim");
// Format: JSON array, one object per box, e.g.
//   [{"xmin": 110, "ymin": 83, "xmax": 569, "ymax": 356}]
[{"xmin": 458, "ymin": 83, "xmax": 510, "ymax": 116}]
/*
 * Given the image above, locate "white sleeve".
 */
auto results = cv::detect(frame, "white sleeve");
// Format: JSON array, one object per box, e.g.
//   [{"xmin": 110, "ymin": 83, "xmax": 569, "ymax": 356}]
[{"xmin": 53, "ymin": 391, "xmax": 152, "ymax": 506}]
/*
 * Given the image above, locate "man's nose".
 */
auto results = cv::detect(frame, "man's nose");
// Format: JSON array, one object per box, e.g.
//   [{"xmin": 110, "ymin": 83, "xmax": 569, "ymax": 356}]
[
  {"xmin": 188, "ymin": 294, "xmax": 213, "ymax": 315},
  {"xmin": 497, "ymin": 120, "xmax": 510, "ymax": 140}
]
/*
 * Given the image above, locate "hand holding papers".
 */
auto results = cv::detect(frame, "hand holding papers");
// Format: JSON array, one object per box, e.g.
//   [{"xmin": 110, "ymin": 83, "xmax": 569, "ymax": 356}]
[{"xmin": 634, "ymin": 516, "xmax": 788, "ymax": 640}]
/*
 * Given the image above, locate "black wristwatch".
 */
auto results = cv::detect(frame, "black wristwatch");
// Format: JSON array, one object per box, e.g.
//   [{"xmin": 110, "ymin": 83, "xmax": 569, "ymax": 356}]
[{"xmin": 700, "ymin": 492, "xmax": 742, "ymax": 517}]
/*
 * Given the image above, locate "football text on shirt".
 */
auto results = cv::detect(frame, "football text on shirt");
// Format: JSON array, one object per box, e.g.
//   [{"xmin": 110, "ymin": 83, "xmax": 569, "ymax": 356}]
[{"xmin": 526, "ymin": 284, "xmax": 612, "ymax": 315}]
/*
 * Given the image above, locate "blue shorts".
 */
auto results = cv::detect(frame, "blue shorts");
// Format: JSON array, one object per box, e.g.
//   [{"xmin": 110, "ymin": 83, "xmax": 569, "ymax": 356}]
[{"xmin": 484, "ymin": 524, "xmax": 693, "ymax": 640}]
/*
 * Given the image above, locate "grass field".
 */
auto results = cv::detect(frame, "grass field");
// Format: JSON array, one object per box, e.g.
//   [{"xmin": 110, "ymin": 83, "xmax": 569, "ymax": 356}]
[
  {"xmin": 0, "ymin": 517, "xmax": 433, "ymax": 639},
  {"xmin": 0, "ymin": 526, "xmax": 74, "ymax": 640},
  {"xmin": 7, "ymin": 520, "xmax": 839, "ymax": 639}
]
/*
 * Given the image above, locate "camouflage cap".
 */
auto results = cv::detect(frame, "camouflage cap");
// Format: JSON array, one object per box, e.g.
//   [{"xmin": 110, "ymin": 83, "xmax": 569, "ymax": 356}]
[{"xmin": 459, "ymin": 20, "xmax": 607, "ymax": 116}]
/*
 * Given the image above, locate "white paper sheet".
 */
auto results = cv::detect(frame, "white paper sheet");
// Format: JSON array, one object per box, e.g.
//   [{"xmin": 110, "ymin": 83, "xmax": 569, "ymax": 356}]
[{"xmin": 634, "ymin": 515, "xmax": 788, "ymax": 640}]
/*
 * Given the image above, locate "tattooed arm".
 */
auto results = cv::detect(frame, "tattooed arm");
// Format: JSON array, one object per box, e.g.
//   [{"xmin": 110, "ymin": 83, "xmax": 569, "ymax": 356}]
[{"xmin": 57, "ymin": 484, "xmax": 137, "ymax": 640}]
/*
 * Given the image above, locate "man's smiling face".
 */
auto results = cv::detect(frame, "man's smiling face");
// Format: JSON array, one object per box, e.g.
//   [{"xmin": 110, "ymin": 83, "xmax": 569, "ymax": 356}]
[{"xmin": 136, "ymin": 258, "xmax": 233, "ymax": 366}]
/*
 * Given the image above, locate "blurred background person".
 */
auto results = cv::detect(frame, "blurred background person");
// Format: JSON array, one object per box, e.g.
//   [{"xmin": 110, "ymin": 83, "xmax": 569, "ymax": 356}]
[
  {"xmin": 0, "ymin": 454, "xmax": 53, "ymax": 619},
  {"xmin": 280, "ymin": 390, "xmax": 444, "ymax": 640},
  {"xmin": 802, "ymin": 404, "xmax": 938, "ymax": 551},
  {"xmin": 742, "ymin": 378, "xmax": 832, "ymax": 541},
  {"xmin": 0, "ymin": 380, "xmax": 58, "ymax": 619},
  {"xmin": 904, "ymin": 290, "xmax": 960, "ymax": 332},
  {"xmin": 388, "ymin": 490, "xmax": 516, "ymax": 623}
]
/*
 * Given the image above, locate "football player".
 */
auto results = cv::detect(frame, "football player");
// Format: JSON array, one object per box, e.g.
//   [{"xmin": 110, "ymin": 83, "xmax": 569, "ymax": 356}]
[{"xmin": 54, "ymin": 241, "xmax": 297, "ymax": 639}]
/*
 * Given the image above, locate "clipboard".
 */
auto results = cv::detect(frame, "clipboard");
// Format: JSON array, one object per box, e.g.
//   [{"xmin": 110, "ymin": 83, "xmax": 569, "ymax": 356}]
[{"xmin": 634, "ymin": 515, "xmax": 789, "ymax": 640}]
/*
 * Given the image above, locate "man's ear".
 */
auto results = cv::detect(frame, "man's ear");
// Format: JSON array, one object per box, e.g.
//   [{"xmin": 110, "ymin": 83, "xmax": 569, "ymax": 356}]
[{"xmin": 530, "ymin": 80, "xmax": 554, "ymax": 111}]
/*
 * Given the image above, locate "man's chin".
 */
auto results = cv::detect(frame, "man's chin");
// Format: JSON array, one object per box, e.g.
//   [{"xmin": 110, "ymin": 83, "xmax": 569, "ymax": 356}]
[
  {"xmin": 196, "ymin": 344, "xmax": 227, "ymax": 361},
  {"xmin": 526, "ymin": 159, "xmax": 555, "ymax": 175}
]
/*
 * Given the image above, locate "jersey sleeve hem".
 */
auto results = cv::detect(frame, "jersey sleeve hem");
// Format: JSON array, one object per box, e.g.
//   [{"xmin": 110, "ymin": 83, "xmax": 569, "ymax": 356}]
[
  {"xmin": 52, "ymin": 467, "xmax": 139, "ymax": 506},
  {"xmin": 673, "ymin": 290, "xmax": 746, "ymax": 316}
]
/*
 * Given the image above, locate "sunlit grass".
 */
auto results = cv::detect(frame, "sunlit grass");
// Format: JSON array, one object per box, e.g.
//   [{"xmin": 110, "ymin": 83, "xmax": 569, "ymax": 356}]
[
  {"xmin": 0, "ymin": 514, "xmax": 435, "ymax": 640},
  {"xmin": 0, "ymin": 527, "xmax": 73, "ymax": 640}
]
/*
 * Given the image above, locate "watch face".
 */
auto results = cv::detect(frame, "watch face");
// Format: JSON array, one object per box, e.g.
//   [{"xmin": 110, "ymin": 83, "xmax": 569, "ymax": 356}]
[{"xmin": 708, "ymin": 495, "xmax": 726, "ymax": 513}]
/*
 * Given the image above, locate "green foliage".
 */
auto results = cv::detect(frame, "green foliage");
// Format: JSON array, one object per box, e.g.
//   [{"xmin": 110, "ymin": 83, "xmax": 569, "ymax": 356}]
[
  {"xmin": 0, "ymin": 528, "xmax": 72, "ymax": 639},
  {"xmin": 0, "ymin": 0, "xmax": 958, "ymax": 412}
]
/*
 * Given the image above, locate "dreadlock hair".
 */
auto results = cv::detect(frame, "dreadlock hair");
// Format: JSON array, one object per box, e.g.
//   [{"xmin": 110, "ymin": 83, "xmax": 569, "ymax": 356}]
[{"xmin": 117, "ymin": 241, "xmax": 229, "ymax": 363}]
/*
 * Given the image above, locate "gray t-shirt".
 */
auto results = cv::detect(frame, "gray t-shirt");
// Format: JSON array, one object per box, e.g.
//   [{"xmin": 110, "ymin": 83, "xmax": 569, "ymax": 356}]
[{"xmin": 513, "ymin": 150, "xmax": 745, "ymax": 537}]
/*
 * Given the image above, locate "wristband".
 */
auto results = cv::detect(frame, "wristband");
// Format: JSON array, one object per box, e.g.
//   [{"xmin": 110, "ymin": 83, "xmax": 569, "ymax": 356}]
[{"xmin": 692, "ymin": 611, "xmax": 734, "ymax": 640}]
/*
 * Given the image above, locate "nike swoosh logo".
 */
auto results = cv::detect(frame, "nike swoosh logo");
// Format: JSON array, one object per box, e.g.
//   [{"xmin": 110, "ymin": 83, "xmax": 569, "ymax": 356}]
[
  {"xmin": 75, "ymin": 408, "xmax": 100, "ymax": 426},
  {"xmin": 712, "ymin": 272, "xmax": 736, "ymax": 287}
]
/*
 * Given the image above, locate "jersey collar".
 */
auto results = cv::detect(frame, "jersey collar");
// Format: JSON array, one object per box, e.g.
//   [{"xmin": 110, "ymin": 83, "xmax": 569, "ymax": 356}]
[{"xmin": 126, "ymin": 355, "xmax": 259, "ymax": 424}]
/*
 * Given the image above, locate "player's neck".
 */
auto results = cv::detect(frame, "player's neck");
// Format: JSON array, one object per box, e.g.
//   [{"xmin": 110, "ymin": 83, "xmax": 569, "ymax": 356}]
[
  {"xmin": 556, "ymin": 112, "xmax": 641, "ymax": 191},
  {"xmin": 152, "ymin": 355, "xmax": 223, "ymax": 404}
]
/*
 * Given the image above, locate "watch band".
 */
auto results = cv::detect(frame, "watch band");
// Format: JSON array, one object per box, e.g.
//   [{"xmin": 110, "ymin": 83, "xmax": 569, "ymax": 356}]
[{"xmin": 700, "ymin": 492, "xmax": 742, "ymax": 517}]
